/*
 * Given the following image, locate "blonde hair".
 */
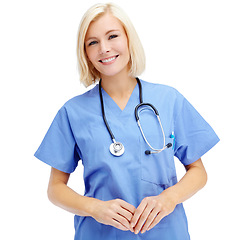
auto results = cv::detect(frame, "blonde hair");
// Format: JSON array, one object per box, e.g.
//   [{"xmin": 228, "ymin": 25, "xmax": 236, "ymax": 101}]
[{"xmin": 77, "ymin": 2, "xmax": 146, "ymax": 87}]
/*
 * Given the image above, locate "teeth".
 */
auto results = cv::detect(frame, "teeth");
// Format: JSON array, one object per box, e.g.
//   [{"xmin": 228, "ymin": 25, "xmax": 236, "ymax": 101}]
[{"xmin": 101, "ymin": 56, "xmax": 117, "ymax": 63}]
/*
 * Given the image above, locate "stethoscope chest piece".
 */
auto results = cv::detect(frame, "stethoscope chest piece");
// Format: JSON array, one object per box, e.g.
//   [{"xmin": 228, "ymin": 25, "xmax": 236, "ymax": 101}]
[{"xmin": 110, "ymin": 142, "xmax": 125, "ymax": 157}]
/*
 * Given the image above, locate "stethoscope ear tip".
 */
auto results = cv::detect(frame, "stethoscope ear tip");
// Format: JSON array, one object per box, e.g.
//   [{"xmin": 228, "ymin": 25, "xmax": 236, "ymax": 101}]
[
  {"xmin": 166, "ymin": 143, "xmax": 172, "ymax": 148},
  {"xmin": 145, "ymin": 143, "xmax": 172, "ymax": 155},
  {"xmin": 145, "ymin": 150, "xmax": 151, "ymax": 155}
]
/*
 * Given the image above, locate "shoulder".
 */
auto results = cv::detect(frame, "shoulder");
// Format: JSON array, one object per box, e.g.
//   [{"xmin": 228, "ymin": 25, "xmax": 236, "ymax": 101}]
[
  {"xmin": 52, "ymin": 85, "xmax": 100, "ymax": 122},
  {"xmin": 140, "ymin": 79, "xmax": 184, "ymax": 102},
  {"xmin": 139, "ymin": 79, "xmax": 187, "ymax": 120},
  {"xmin": 62, "ymin": 84, "xmax": 99, "ymax": 110}
]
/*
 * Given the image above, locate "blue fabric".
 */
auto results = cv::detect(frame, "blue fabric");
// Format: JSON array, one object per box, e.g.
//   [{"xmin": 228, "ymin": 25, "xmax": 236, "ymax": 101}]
[{"xmin": 35, "ymin": 80, "xmax": 219, "ymax": 239}]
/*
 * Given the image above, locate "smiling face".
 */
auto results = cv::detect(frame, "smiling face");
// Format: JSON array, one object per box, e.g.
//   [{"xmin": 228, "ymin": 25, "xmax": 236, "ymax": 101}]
[{"xmin": 85, "ymin": 13, "xmax": 130, "ymax": 80}]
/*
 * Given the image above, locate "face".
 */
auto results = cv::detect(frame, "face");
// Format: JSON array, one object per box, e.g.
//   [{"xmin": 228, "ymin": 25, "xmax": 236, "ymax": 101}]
[{"xmin": 85, "ymin": 13, "xmax": 130, "ymax": 79}]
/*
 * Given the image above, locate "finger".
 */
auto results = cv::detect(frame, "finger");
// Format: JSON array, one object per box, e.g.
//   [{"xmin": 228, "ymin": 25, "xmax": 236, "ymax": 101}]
[
  {"xmin": 140, "ymin": 208, "xmax": 160, "ymax": 233},
  {"xmin": 111, "ymin": 218, "xmax": 129, "ymax": 231},
  {"xmin": 113, "ymin": 212, "xmax": 132, "ymax": 231},
  {"xmin": 134, "ymin": 202, "xmax": 155, "ymax": 234},
  {"xmin": 118, "ymin": 206, "xmax": 134, "ymax": 222},
  {"xmin": 117, "ymin": 199, "xmax": 135, "ymax": 232},
  {"xmin": 117, "ymin": 207, "xmax": 134, "ymax": 232},
  {"xmin": 130, "ymin": 199, "xmax": 148, "ymax": 228},
  {"xmin": 118, "ymin": 199, "xmax": 136, "ymax": 214},
  {"xmin": 147, "ymin": 211, "xmax": 167, "ymax": 231}
]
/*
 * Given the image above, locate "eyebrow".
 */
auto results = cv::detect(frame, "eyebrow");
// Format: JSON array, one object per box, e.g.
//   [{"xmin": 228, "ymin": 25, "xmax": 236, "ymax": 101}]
[{"xmin": 85, "ymin": 29, "xmax": 120, "ymax": 42}]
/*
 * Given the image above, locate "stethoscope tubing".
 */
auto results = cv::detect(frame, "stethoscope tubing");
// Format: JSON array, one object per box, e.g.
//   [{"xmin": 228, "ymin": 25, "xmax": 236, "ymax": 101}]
[
  {"xmin": 134, "ymin": 103, "xmax": 159, "ymax": 121},
  {"xmin": 135, "ymin": 103, "xmax": 166, "ymax": 154},
  {"xmin": 99, "ymin": 78, "xmax": 143, "ymax": 142},
  {"xmin": 99, "ymin": 78, "xmax": 169, "ymax": 156},
  {"xmin": 99, "ymin": 80, "xmax": 116, "ymax": 141}
]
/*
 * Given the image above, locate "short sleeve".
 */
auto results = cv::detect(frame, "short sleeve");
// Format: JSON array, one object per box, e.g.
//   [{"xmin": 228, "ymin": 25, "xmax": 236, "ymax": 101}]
[
  {"xmin": 174, "ymin": 95, "xmax": 220, "ymax": 166},
  {"xmin": 34, "ymin": 106, "xmax": 80, "ymax": 173}
]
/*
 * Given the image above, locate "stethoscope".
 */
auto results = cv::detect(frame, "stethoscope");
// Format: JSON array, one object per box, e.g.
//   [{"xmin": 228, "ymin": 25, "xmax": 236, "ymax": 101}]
[{"xmin": 99, "ymin": 78, "xmax": 172, "ymax": 157}]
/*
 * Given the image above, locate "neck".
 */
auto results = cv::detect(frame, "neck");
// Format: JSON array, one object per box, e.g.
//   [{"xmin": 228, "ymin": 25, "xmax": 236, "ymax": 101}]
[{"xmin": 100, "ymin": 74, "xmax": 137, "ymax": 98}]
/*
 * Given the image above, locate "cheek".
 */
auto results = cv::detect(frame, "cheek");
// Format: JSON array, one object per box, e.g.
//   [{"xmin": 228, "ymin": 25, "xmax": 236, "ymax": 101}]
[
  {"xmin": 85, "ymin": 47, "xmax": 96, "ymax": 63},
  {"xmin": 117, "ymin": 40, "xmax": 130, "ymax": 58},
  {"xmin": 85, "ymin": 50, "xmax": 99, "ymax": 71}
]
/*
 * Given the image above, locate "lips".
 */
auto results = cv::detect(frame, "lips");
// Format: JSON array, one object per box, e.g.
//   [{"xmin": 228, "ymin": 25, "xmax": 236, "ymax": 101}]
[{"xmin": 99, "ymin": 55, "xmax": 119, "ymax": 63}]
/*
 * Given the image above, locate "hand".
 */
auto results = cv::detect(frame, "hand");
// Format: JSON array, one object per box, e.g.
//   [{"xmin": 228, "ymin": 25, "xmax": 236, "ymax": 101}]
[
  {"xmin": 130, "ymin": 191, "xmax": 177, "ymax": 234},
  {"xmin": 92, "ymin": 198, "xmax": 136, "ymax": 232}
]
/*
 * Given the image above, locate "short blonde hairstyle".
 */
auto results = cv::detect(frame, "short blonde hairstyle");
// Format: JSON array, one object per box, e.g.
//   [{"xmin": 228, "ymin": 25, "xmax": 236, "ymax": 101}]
[{"xmin": 77, "ymin": 2, "xmax": 146, "ymax": 87}]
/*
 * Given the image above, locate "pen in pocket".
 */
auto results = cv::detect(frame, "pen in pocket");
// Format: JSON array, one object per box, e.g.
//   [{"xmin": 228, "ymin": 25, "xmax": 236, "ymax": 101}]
[{"xmin": 170, "ymin": 131, "xmax": 175, "ymax": 150}]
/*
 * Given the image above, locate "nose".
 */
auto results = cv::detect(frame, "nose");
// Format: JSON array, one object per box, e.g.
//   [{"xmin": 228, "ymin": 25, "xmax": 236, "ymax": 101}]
[{"xmin": 99, "ymin": 40, "xmax": 110, "ymax": 55}]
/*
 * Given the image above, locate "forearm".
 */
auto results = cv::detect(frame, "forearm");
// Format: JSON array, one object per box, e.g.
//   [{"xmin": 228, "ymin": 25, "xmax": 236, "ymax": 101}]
[
  {"xmin": 130, "ymin": 159, "xmax": 207, "ymax": 234},
  {"xmin": 47, "ymin": 168, "xmax": 136, "ymax": 231},
  {"xmin": 163, "ymin": 158, "xmax": 207, "ymax": 205},
  {"xmin": 47, "ymin": 182, "xmax": 98, "ymax": 217},
  {"xmin": 48, "ymin": 182, "xmax": 136, "ymax": 231}
]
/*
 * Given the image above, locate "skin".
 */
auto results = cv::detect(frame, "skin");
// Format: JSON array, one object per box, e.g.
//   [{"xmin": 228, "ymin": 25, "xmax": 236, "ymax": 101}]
[
  {"xmin": 85, "ymin": 12, "xmax": 137, "ymax": 110},
  {"xmin": 47, "ymin": 12, "xmax": 208, "ymax": 234}
]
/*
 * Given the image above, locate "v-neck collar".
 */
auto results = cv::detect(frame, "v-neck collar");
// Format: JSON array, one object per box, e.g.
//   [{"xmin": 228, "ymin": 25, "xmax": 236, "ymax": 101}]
[{"xmin": 100, "ymin": 81, "xmax": 140, "ymax": 118}]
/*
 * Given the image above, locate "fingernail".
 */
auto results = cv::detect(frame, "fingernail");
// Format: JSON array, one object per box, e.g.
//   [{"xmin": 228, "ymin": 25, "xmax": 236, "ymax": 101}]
[{"xmin": 135, "ymin": 230, "xmax": 139, "ymax": 234}]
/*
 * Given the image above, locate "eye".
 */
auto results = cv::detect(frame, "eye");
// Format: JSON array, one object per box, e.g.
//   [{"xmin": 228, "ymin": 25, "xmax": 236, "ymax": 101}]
[
  {"xmin": 88, "ymin": 40, "xmax": 98, "ymax": 46},
  {"xmin": 109, "ymin": 34, "xmax": 118, "ymax": 40}
]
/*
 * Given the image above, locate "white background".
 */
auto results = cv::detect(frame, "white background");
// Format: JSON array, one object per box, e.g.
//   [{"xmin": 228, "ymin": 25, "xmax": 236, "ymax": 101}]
[{"xmin": 1, "ymin": 0, "xmax": 246, "ymax": 239}]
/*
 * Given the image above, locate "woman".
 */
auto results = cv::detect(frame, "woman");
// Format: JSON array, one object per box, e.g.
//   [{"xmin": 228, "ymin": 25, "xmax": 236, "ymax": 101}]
[{"xmin": 35, "ymin": 3, "xmax": 219, "ymax": 239}]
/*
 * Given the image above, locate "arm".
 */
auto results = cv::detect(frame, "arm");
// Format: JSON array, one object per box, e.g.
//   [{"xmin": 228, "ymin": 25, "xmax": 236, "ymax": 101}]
[
  {"xmin": 131, "ymin": 158, "xmax": 207, "ymax": 234},
  {"xmin": 167, "ymin": 158, "xmax": 208, "ymax": 203},
  {"xmin": 47, "ymin": 167, "xmax": 135, "ymax": 231},
  {"xmin": 47, "ymin": 167, "xmax": 95, "ymax": 217}
]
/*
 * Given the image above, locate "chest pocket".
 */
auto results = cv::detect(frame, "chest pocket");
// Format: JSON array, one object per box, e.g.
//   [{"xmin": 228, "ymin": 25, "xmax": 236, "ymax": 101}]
[{"xmin": 140, "ymin": 137, "xmax": 176, "ymax": 186}]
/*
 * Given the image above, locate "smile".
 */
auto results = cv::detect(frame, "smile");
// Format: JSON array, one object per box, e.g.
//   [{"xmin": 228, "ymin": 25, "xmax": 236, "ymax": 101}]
[{"xmin": 99, "ymin": 55, "xmax": 119, "ymax": 64}]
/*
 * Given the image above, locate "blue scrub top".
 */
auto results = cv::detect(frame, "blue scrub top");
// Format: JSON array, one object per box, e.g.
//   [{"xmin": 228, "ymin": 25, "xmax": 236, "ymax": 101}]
[{"xmin": 35, "ymin": 80, "xmax": 219, "ymax": 240}]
